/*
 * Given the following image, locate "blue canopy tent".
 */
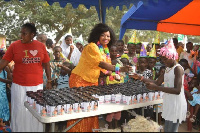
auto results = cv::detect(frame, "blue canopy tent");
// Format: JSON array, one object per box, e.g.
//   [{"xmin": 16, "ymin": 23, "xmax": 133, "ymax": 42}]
[
  {"xmin": 4, "ymin": 0, "xmax": 140, "ymax": 23},
  {"xmin": 119, "ymin": 0, "xmax": 193, "ymax": 39}
]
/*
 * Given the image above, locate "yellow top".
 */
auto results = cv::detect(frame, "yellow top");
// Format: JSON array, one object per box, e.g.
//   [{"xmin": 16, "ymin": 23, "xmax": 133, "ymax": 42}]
[
  {"xmin": 72, "ymin": 42, "xmax": 103, "ymax": 83},
  {"xmin": 176, "ymin": 46, "xmax": 184, "ymax": 61}
]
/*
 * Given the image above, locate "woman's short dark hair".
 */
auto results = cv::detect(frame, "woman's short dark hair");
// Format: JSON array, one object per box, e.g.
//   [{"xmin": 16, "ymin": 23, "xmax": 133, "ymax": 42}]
[
  {"xmin": 21, "ymin": 23, "xmax": 37, "ymax": 36},
  {"xmin": 88, "ymin": 23, "xmax": 116, "ymax": 48}
]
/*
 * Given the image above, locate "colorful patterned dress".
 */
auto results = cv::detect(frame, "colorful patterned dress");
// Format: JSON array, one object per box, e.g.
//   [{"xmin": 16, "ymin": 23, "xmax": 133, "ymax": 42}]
[{"xmin": 0, "ymin": 70, "xmax": 10, "ymax": 121}]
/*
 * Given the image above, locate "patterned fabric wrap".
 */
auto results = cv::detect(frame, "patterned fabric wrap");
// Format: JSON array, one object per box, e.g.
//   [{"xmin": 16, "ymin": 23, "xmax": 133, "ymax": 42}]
[{"xmin": 67, "ymin": 73, "xmax": 99, "ymax": 132}]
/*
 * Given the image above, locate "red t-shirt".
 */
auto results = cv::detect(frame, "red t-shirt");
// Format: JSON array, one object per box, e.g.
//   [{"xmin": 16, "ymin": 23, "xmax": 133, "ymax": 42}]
[{"xmin": 3, "ymin": 40, "xmax": 50, "ymax": 86}]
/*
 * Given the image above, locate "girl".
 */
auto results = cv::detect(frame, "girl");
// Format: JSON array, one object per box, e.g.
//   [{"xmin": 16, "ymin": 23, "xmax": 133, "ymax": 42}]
[
  {"xmin": 115, "ymin": 40, "xmax": 125, "ymax": 57},
  {"xmin": 130, "ymin": 39, "xmax": 187, "ymax": 132},
  {"xmin": 0, "ymin": 50, "xmax": 12, "ymax": 125},
  {"xmin": 185, "ymin": 77, "xmax": 200, "ymax": 123},
  {"xmin": 121, "ymin": 43, "xmax": 137, "ymax": 66},
  {"xmin": 105, "ymin": 50, "xmax": 129, "ymax": 129},
  {"xmin": 57, "ymin": 61, "xmax": 74, "ymax": 89}
]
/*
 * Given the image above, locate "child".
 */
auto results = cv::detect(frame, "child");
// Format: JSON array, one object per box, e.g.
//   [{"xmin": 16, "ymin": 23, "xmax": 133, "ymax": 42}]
[
  {"xmin": 50, "ymin": 46, "xmax": 71, "ymax": 87},
  {"xmin": 153, "ymin": 66, "xmax": 165, "ymax": 125},
  {"xmin": 179, "ymin": 42, "xmax": 194, "ymax": 72},
  {"xmin": 121, "ymin": 43, "xmax": 137, "ymax": 66},
  {"xmin": 137, "ymin": 57, "xmax": 153, "ymax": 79},
  {"xmin": 179, "ymin": 59, "xmax": 197, "ymax": 91},
  {"xmin": 106, "ymin": 47, "xmax": 128, "ymax": 129},
  {"xmin": 115, "ymin": 40, "xmax": 125, "ymax": 57},
  {"xmin": 46, "ymin": 38, "xmax": 54, "ymax": 61},
  {"xmin": 56, "ymin": 61, "xmax": 74, "ymax": 89},
  {"xmin": 135, "ymin": 43, "xmax": 142, "ymax": 57},
  {"xmin": 0, "ymin": 49, "xmax": 12, "ymax": 125},
  {"xmin": 148, "ymin": 46, "xmax": 158, "ymax": 80},
  {"xmin": 185, "ymin": 77, "xmax": 200, "ymax": 123},
  {"xmin": 130, "ymin": 39, "xmax": 187, "ymax": 132},
  {"xmin": 191, "ymin": 50, "xmax": 200, "ymax": 76}
]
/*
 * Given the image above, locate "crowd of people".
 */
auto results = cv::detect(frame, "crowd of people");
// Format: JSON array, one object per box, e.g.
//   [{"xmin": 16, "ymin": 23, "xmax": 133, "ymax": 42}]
[{"xmin": 0, "ymin": 22, "xmax": 200, "ymax": 132}]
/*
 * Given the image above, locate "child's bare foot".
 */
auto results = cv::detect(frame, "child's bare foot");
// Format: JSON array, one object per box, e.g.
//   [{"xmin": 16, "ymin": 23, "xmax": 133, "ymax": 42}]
[
  {"xmin": 190, "ymin": 115, "xmax": 196, "ymax": 123},
  {"xmin": 186, "ymin": 111, "xmax": 191, "ymax": 118}
]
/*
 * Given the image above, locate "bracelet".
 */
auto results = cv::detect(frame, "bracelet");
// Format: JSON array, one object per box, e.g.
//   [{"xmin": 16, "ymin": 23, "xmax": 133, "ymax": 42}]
[
  {"xmin": 140, "ymin": 76, "xmax": 144, "ymax": 81},
  {"xmin": 115, "ymin": 63, "xmax": 120, "ymax": 74},
  {"xmin": 105, "ymin": 70, "xmax": 109, "ymax": 75},
  {"xmin": 47, "ymin": 80, "xmax": 52, "ymax": 83}
]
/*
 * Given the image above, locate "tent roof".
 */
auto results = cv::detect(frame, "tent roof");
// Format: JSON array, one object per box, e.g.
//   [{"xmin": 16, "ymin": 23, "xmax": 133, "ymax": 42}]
[
  {"xmin": 119, "ymin": 0, "xmax": 194, "ymax": 39},
  {"xmin": 4, "ymin": 0, "xmax": 140, "ymax": 23}
]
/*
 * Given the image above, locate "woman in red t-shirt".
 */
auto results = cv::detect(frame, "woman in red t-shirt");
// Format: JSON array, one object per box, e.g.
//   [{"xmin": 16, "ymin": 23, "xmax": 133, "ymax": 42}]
[{"xmin": 0, "ymin": 23, "xmax": 51, "ymax": 132}]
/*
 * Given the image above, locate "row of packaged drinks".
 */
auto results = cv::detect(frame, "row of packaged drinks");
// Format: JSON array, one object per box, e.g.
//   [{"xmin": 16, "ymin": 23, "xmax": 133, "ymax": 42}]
[{"xmin": 26, "ymin": 80, "xmax": 163, "ymax": 117}]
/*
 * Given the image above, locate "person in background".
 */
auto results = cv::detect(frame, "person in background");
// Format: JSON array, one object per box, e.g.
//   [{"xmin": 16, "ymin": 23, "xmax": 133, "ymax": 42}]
[
  {"xmin": 191, "ymin": 50, "xmax": 200, "ymax": 77},
  {"xmin": 130, "ymin": 39, "xmax": 187, "ymax": 132},
  {"xmin": 153, "ymin": 66, "xmax": 165, "ymax": 125},
  {"xmin": 124, "ymin": 44, "xmax": 128, "ymax": 54},
  {"xmin": 135, "ymin": 43, "xmax": 142, "ymax": 57},
  {"xmin": 106, "ymin": 45, "xmax": 124, "ymax": 129},
  {"xmin": 74, "ymin": 38, "xmax": 84, "ymax": 53},
  {"xmin": 148, "ymin": 45, "xmax": 158, "ymax": 80},
  {"xmin": 46, "ymin": 38, "xmax": 54, "ymax": 61},
  {"xmin": 66, "ymin": 23, "xmax": 131, "ymax": 132},
  {"xmin": 179, "ymin": 42, "xmax": 194, "ymax": 69},
  {"xmin": 178, "ymin": 42, "xmax": 184, "ymax": 49},
  {"xmin": 146, "ymin": 44, "xmax": 152, "ymax": 56},
  {"xmin": 121, "ymin": 43, "xmax": 137, "ymax": 66},
  {"xmin": 173, "ymin": 38, "xmax": 184, "ymax": 61},
  {"xmin": 185, "ymin": 77, "xmax": 200, "ymax": 123},
  {"xmin": 109, "ymin": 45, "xmax": 118, "ymax": 64},
  {"xmin": 56, "ymin": 61, "xmax": 74, "ymax": 89},
  {"xmin": 36, "ymin": 33, "xmax": 47, "ymax": 45},
  {"xmin": 0, "ymin": 49, "xmax": 12, "ymax": 125},
  {"xmin": 0, "ymin": 23, "xmax": 52, "ymax": 132},
  {"xmin": 179, "ymin": 59, "xmax": 197, "ymax": 92},
  {"xmin": 116, "ymin": 40, "xmax": 125, "ymax": 57},
  {"xmin": 60, "ymin": 35, "xmax": 81, "ymax": 66}
]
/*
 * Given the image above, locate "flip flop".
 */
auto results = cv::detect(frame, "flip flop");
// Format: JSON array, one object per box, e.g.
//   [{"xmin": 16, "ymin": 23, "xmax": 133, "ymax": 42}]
[
  {"xmin": 186, "ymin": 111, "xmax": 191, "ymax": 118},
  {"xmin": 190, "ymin": 115, "xmax": 196, "ymax": 123}
]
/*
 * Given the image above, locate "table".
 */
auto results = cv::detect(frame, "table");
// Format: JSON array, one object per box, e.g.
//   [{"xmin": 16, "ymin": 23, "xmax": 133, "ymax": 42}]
[{"xmin": 24, "ymin": 99, "xmax": 163, "ymax": 132}]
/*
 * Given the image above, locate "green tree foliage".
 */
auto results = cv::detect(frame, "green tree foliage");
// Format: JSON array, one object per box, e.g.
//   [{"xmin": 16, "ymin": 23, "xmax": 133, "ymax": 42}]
[{"xmin": 1, "ymin": 0, "xmax": 200, "ymax": 45}]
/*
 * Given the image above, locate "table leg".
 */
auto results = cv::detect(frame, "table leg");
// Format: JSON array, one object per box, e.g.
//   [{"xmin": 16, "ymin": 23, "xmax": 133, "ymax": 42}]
[
  {"xmin": 142, "ymin": 107, "xmax": 144, "ymax": 116},
  {"xmin": 63, "ymin": 118, "xmax": 83, "ymax": 132},
  {"xmin": 51, "ymin": 122, "xmax": 55, "ymax": 132},
  {"xmin": 155, "ymin": 104, "xmax": 158, "ymax": 123},
  {"xmin": 43, "ymin": 123, "xmax": 46, "ymax": 132}
]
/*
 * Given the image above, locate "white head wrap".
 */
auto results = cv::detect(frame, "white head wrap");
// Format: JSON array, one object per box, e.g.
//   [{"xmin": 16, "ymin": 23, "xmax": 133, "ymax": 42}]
[{"xmin": 60, "ymin": 34, "xmax": 81, "ymax": 66}]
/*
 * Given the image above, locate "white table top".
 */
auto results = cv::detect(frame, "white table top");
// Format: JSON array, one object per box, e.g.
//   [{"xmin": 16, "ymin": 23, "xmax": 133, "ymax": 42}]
[{"xmin": 24, "ymin": 99, "xmax": 163, "ymax": 123}]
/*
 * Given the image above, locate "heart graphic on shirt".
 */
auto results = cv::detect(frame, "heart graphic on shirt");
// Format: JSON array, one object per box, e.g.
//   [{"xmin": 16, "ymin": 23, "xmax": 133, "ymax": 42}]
[{"xmin": 30, "ymin": 50, "xmax": 38, "ymax": 56}]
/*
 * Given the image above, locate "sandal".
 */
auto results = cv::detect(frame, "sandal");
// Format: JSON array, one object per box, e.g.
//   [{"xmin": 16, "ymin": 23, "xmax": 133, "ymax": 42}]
[
  {"xmin": 190, "ymin": 115, "xmax": 196, "ymax": 123},
  {"xmin": 186, "ymin": 111, "xmax": 191, "ymax": 118}
]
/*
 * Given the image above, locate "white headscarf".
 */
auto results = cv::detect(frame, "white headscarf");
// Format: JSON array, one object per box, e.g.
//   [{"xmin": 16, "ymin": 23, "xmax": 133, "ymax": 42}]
[{"xmin": 60, "ymin": 34, "xmax": 81, "ymax": 66}]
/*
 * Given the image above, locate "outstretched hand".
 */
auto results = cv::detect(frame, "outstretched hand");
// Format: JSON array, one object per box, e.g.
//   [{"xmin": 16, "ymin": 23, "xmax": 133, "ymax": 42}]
[
  {"xmin": 145, "ymin": 82, "xmax": 157, "ymax": 90},
  {"xmin": 129, "ymin": 73, "xmax": 141, "ymax": 80},
  {"xmin": 120, "ymin": 65, "xmax": 132, "ymax": 73},
  {"xmin": 46, "ymin": 82, "xmax": 52, "ymax": 90}
]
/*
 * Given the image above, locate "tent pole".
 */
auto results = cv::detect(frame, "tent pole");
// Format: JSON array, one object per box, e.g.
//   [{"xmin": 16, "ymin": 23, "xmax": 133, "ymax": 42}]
[{"xmin": 99, "ymin": 0, "xmax": 103, "ymax": 23}]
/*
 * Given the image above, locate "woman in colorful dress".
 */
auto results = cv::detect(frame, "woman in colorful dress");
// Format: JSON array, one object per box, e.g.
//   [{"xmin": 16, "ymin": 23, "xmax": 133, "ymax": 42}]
[{"xmin": 66, "ymin": 23, "xmax": 131, "ymax": 132}]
